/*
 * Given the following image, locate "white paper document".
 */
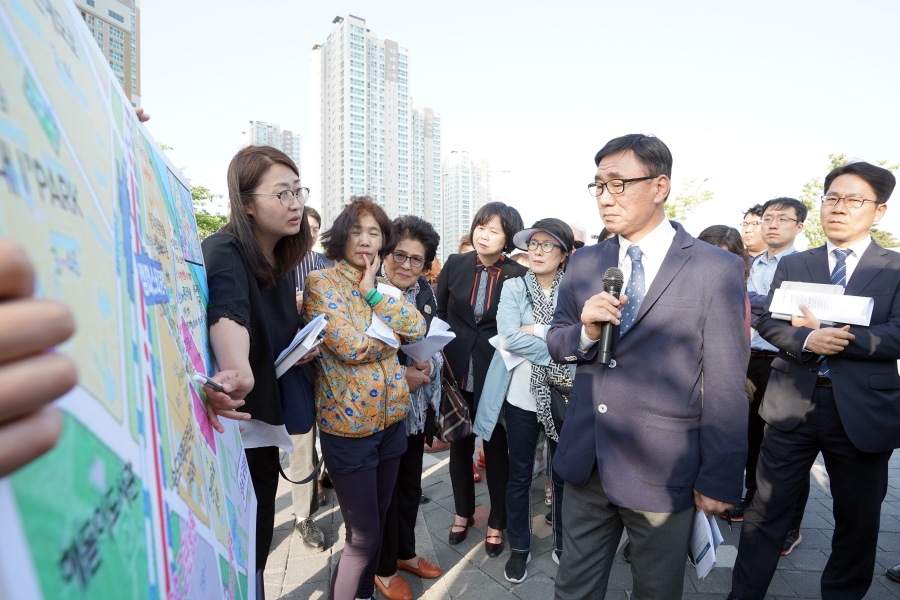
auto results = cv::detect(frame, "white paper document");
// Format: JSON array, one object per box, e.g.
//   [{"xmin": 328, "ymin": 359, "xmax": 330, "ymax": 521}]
[
  {"xmin": 772, "ymin": 281, "xmax": 845, "ymax": 321},
  {"xmin": 366, "ymin": 283, "xmax": 403, "ymax": 348},
  {"xmin": 400, "ymin": 316, "xmax": 456, "ymax": 363},
  {"xmin": 691, "ymin": 509, "xmax": 725, "ymax": 580},
  {"xmin": 770, "ymin": 288, "xmax": 874, "ymax": 326},
  {"xmin": 275, "ymin": 313, "xmax": 328, "ymax": 378},
  {"xmin": 239, "ymin": 418, "xmax": 293, "ymax": 453},
  {"xmin": 488, "ymin": 335, "xmax": 526, "ymax": 371}
]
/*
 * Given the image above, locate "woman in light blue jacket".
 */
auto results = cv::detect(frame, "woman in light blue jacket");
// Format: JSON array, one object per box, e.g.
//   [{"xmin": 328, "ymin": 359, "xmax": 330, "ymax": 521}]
[{"xmin": 473, "ymin": 218, "xmax": 576, "ymax": 585}]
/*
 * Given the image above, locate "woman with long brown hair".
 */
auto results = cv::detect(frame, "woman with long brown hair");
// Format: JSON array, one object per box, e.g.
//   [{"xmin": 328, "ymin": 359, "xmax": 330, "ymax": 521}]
[{"xmin": 201, "ymin": 146, "xmax": 317, "ymax": 598}]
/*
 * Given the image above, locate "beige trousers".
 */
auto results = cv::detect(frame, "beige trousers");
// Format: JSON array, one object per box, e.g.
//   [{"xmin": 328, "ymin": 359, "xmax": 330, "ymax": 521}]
[{"xmin": 289, "ymin": 430, "xmax": 316, "ymax": 521}]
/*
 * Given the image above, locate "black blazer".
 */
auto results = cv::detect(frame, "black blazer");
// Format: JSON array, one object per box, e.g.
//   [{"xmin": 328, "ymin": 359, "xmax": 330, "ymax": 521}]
[
  {"xmin": 436, "ymin": 252, "xmax": 527, "ymax": 403},
  {"xmin": 757, "ymin": 241, "xmax": 900, "ymax": 453}
]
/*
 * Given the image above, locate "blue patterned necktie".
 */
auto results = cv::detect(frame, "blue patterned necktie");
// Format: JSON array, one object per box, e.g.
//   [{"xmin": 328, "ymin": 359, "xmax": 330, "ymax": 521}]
[
  {"xmin": 819, "ymin": 248, "xmax": 853, "ymax": 379},
  {"xmin": 619, "ymin": 245, "xmax": 645, "ymax": 337}
]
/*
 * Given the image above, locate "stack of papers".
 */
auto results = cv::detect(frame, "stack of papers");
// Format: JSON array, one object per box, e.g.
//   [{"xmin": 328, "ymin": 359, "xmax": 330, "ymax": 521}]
[
  {"xmin": 691, "ymin": 509, "xmax": 725, "ymax": 580},
  {"xmin": 770, "ymin": 286, "xmax": 874, "ymax": 326},
  {"xmin": 488, "ymin": 335, "xmax": 526, "ymax": 371},
  {"xmin": 275, "ymin": 313, "xmax": 327, "ymax": 378},
  {"xmin": 366, "ymin": 283, "xmax": 403, "ymax": 348},
  {"xmin": 400, "ymin": 317, "xmax": 456, "ymax": 363}
]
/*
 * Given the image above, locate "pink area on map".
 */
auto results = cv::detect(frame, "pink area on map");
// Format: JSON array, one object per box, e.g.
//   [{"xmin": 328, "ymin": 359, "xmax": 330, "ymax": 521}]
[
  {"xmin": 191, "ymin": 385, "xmax": 217, "ymax": 455},
  {"xmin": 181, "ymin": 318, "xmax": 206, "ymax": 375}
]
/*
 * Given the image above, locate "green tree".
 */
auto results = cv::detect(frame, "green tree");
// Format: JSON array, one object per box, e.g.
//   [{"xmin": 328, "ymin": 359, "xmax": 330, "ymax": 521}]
[
  {"xmin": 870, "ymin": 227, "xmax": 900, "ymax": 248},
  {"xmin": 799, "ymin": 153, "xmax": 845, "ymax": 248},
  {"xmin": 192, "ymin": 184, "xmax": 228, "ymax": 239},
  {"xmin": 665, "ymin": 178, "xmax": 714, "ymax": 221},
  {"xmin": 159, "ymin": 143, "xmax": 228, "ymax": 239}
]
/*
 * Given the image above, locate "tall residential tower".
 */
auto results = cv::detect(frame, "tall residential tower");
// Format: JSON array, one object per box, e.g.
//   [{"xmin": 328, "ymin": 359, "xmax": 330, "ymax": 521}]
[
  {"xmin": 241, "ymin": 121, "xmax": 301, "ymax": 168},
  {"xmin": 309, "ymin": 15, "xmax": 442, "ymax": 247},
  {"xmin": 442, "ymin": 151, "xmax": 492, "ymax": 259},
  {"xmin": 75, "ymin": 0, "xmax": 141, "ymax": 106}
]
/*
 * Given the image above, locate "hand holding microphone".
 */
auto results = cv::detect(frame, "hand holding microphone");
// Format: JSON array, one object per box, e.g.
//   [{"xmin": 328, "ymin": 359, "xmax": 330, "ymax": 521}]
[{"xmin": 579, "ymin": 268, "xmax": 627, "ymax": 365}]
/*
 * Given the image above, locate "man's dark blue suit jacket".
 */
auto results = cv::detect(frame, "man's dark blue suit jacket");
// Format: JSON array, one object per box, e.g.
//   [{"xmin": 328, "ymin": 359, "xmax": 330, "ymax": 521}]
[
  {"xmin": 757, "ymin": 242, "xmax": 900, "ymax": 453},
  {"xmin": 547, "ymin": 221, "xmax": 750, "ymax": 513}
]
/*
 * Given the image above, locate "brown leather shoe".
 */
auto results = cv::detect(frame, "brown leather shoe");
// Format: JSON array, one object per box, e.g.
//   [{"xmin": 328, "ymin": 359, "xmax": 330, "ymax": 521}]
[
  {"xmin": 397, "ymin": 557, "xmax": 442, "ymax": 579},
  {"xmin": 374, "ymin": 574, "xmax": 412, "ymax": 600}
]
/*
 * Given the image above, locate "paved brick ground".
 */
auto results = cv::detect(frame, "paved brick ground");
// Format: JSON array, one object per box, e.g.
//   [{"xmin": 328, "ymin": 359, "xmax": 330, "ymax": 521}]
[{"xmin": 265, "ymin": 447, "xmax": 900, "ymax": 599}]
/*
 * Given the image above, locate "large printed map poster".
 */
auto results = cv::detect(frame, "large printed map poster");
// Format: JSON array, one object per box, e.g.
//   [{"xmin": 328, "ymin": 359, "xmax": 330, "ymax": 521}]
[{"xmin": 0, "ymin": 0, "xmax": 257, "ymax": 599}]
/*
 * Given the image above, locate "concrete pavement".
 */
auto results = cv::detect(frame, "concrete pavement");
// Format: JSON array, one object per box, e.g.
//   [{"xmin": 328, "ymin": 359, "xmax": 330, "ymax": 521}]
[{"xmin": 264, "ymin": 446, "xmax": 900, "ymax": 599}]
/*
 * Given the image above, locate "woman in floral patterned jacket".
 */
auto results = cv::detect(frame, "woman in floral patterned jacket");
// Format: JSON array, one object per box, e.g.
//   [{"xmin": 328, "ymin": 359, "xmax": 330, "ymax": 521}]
[{"xmin": 302, "ymin": 196, "xmax": 425, "ymax": 600}]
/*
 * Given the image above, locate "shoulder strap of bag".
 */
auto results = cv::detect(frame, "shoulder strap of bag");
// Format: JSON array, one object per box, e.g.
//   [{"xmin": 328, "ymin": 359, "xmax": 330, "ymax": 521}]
[
  {"xmin": 441, "ymin": 350, "xmax": 460, "ymax": 385},
  {"xmin": 278, "ymin": 455, "xmax": 325, "ymax": 485}
]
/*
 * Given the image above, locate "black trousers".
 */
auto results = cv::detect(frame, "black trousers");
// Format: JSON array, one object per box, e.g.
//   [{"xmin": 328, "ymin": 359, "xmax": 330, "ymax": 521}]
[
  {"xmin": 245, "ymin": 446, "xmax": 280, "ymax": 573},
  {"xmin": 746, "ymin": 354, "xmax": 808, "ymax": 530},
  {"xmin": 732, "ymin": 386, "xmax": 891, "ymax": 600},
  {"xmin": 377, "ymin": 432, "xmax": 425, "ymax": 576},
  {"xmin": 329, "ymin": 455, "xmax": 402, "ymax": 600},
  {"xmin": 448, "ymin": 390, "xmax": 509, "ymax": 529}
]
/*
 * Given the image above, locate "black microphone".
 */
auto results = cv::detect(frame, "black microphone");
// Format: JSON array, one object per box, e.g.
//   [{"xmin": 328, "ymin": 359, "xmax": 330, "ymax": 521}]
[{"xmin": 596, "ymin": 267, "xmax": 624, "ymax": 365}]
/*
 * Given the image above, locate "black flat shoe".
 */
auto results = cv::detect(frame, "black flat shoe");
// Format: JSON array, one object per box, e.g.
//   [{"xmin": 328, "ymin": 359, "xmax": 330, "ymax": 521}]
[
  {"xmin": 485, "ymin": 532, "xmax": 504, "ymax": 557},
  {"xmin": 448, "ymin": 517, "xmax": 474, "ymax": 545},
  {"xmin": 887, "ymin": 564, "xmax": 900, "ymax": 583}
]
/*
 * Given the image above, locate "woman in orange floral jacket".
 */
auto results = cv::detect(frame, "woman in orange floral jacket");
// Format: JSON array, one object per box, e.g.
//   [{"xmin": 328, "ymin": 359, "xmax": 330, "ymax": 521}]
[{"xmin": 302, "ymin": 196, "xmax": 425, "ymax": 600}]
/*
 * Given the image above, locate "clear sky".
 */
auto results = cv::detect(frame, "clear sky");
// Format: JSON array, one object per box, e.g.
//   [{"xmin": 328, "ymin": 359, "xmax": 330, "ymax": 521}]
[{"xmin": 142, "ymin": 0, "xmax": 900, "ymax": 243}]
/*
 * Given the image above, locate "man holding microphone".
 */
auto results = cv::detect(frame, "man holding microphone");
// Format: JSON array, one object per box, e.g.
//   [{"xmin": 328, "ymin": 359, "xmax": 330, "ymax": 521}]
[{"xmin": 548, "ymin": 133, "xmax": 749, "ymax": 599}]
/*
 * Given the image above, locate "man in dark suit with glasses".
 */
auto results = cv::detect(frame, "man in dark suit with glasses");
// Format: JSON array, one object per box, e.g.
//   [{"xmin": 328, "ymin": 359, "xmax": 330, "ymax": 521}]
[{"xmin": 729, "ymin": 161, "xmax": 900, "ymax": 600}]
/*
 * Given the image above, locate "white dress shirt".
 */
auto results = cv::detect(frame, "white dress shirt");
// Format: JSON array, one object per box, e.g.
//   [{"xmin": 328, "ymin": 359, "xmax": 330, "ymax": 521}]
[
  {"xmin": 826, "ymin": 237, "xmax": 871, "ymax": 284},
  {"xmin": 581, "ymin": 218, "xmax": 677, "ymax": 348},
  {"xmin": 802, "ymin": 236, "xmax": 872, "ymax": 351}
]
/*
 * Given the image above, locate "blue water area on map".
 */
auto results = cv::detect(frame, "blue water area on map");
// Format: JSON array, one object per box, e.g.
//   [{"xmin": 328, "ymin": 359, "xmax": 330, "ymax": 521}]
[
  {"xmin": 93, "ymin": 166, "xmax": 108, "ymax": 190},
  {"xmin": 9, "ymin": 0, "xmax": 44, "ymax": 40},
  {"xmin": 97, "ymin": 288, "xmax": 113, "ymax": 317}
]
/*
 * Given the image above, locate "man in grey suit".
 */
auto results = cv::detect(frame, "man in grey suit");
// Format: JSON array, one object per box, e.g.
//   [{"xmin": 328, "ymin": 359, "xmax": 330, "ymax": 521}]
[
  {"xmin": 730, "ymin": 161, "xmax": 899, "ymax": 599},
  {"xmin": 547, "ymin": 134, "xmax": 750, "ymax": 599}
]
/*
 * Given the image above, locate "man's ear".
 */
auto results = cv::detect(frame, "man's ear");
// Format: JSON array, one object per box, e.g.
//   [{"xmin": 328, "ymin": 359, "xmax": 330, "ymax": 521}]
[{"xmin": 653, "ymin": 175, "xmax": 671, "ymax": 206}]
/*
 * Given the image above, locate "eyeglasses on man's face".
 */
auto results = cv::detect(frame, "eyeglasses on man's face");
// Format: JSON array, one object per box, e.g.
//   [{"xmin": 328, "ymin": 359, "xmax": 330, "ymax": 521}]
[
  {"xmin": 527, "ymin": 240, "xmax": 563, "ymax": 253},
  {"xmin": 587, "ymin": 176, "xmax": 655, "ymax": 197},
  {"xmin": 761, "ymin": 216, "xmax": 799, "ymax": 226},
  {"xmin": 740, "ymin": 220, "xmax": 761, "ymax": 229},
  {"xmin": 391, "ymin": 251, "xmax": 425, "ymax": 269},
  {"xmin": 821, "ymin": 195, "xmax": 878, "ymax": 209},
  {"xmin": 248, "ymin": 187, "xmax": 310, "ymax": 209}
]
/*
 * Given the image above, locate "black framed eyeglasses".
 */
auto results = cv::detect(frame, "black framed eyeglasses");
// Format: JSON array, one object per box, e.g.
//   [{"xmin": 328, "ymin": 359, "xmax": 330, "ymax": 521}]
[
  {"xmin": 587, "ymin": 176, "xmax": 655, "ymax": 197},
  {"xmin": 527, "ymin": 240, "xmax": 563, "ymax": 253},
  {"xmin": 391, "ymin": 251, "xmax": 425, "ymax": 269},
  {"xmin": 761, "ymin": 216, "xmax": 799, "ymax": 226},
  {"xmin": 248, "ymin": 187, "xmax": 309, "ymax": 208},
  {"xmin": 740, "ymin": 220, "xmax": 761, "ymax": 229},
  {"xmin": 821, "ymin": 195, "xmax": 878, "ymax": 209}
]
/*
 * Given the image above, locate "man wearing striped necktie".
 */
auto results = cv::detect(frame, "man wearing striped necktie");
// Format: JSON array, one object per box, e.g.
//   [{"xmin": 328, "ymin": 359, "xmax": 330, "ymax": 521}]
[{"xmin": 730, "ymin": 161, "xmax": 900, "ymax": 600}]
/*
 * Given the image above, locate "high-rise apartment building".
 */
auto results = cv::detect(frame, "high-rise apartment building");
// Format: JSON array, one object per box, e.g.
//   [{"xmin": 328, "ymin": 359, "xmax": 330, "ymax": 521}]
[
  {"xmin": 442, "ymin": 150, "xmax": 492, "ymax": 259},
  {"xmin": 309, "ymin": 15, "xmax": 442, "ymax": 246},
  {"xmin": 241, "ymin": 121, "xmax": 301, "ymax": 168},
  {"xmin": 75, "ymin": 0, "xmax": 141, "ymax": 106}
]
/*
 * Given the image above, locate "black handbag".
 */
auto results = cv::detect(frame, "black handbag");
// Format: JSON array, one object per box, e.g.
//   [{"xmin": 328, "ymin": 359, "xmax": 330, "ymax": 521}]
[
  {"xmin": 278, "ymin": 363, "xmax": 316, "ymax": 435},
  {"xmin": 436, "ymin": 351, "xmax": 472, "ymax": 442},
  {"xmin": 277, "ymin": 362, "xmax": 325, "ymax": 485},
  {"xmin": 549, "ymin": 385, "xmax": 571, "ymax": 434}
]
